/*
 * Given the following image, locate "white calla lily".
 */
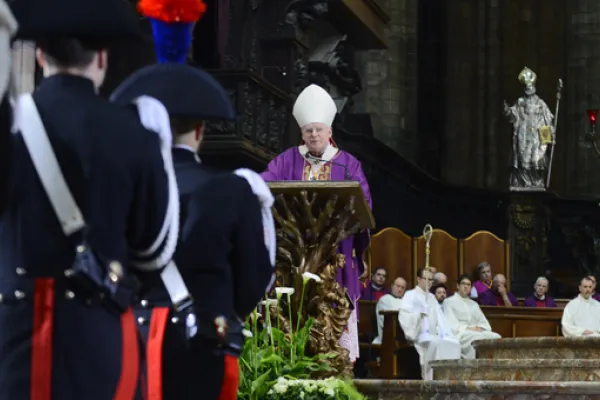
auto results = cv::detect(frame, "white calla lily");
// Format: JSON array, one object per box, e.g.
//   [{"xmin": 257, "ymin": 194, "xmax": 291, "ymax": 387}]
[
  {"xmin": 242, "ymin": 329, "xmax": 253, "ymax": 338},
  {"xmin": 275, "ymin": 287, "xmax": 295, "ymax": 296},
  {"xmin": 302, "ymin": 272, "xmax": 322, "ymax": 283}
]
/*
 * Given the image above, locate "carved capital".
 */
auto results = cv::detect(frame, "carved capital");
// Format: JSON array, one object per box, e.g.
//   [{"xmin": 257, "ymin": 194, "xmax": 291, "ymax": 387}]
[
  {"xmin": 284, "ymin": 0, "xmax": 329, "ymax": 31},
  {"xmin": 306, "ymin": 35, "xmax": 362, "ymax": 113}
]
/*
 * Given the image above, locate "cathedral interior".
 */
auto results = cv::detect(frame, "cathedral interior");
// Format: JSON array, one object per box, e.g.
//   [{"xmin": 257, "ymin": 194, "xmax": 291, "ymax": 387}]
[
  {"xmin": 14, "ymin": 0, "xmax": 600, "ymax": 397},
  {"xmin": 103, "ymin": 0, "xmax": 600, "ymax": 298}
]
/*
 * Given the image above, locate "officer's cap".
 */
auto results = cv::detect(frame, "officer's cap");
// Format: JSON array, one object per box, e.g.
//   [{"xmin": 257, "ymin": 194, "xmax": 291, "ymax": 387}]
[{"xmin": 110, "ymin": 63, "xmax": 236, "ymax": 121}]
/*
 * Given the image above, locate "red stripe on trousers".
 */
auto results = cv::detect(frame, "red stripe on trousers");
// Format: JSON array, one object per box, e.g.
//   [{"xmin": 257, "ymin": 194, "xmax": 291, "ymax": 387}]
[
  {"xmin": 218, "ymin": 355, "xmax": 239, "ymax": 400},
  {"xmin": 114, "ymin": 308, "xmax": 140, "ymax": 400},
  {"xmin": 30, "ymin": 278, "xmax": 55, "ymax": 400},
  {"xmin": 146, "ymin": 307, "xmax": 170, "ymax": 400}
]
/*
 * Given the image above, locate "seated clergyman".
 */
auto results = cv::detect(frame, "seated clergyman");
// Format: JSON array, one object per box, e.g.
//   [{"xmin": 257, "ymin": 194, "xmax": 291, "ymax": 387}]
[
  {"xmin": 523, "ymin": 276, "xmax": 557, "ymax": 308},
  {"xmin": 372, "ymin": 277, "xmax": 406, "ymax": 344},
  {"xmin": 444, "ymin": 274, "xmax": 501, "ymax": 359},
  {"xmin": 399, "ymin": 267, "xmax": 460, "ymax": 380},
  {"xmin": 478, "ymin": 274, "xmax": 518, "ymax": 306},
  {"xmin": 562, "ymin": 276, "xmax": 600, "ymax": 337}
]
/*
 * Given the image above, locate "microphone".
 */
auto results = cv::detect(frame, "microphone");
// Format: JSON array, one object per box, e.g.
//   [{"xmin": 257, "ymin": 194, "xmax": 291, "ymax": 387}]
[{"xmin": 304, "ymin": 151, "xmax": 351, "ymax": 180}]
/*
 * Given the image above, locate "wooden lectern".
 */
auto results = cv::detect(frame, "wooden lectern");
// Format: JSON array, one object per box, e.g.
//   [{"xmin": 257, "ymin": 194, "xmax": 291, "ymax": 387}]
[{"xmin": 268, "ymin": 181, "xmax": 374, "ymax": 376}]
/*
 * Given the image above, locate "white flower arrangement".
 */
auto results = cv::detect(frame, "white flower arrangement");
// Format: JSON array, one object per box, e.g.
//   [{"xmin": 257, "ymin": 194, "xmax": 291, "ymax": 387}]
[{"xmin": 268, "ymin": 377, "xmax": 343, "ymax": 398}]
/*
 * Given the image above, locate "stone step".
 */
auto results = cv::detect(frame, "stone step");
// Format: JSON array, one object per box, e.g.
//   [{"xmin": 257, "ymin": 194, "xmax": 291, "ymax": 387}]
[
  {"xmin": 473, "ymin": 336, "xmax": 600, "ymax": 360},
  {"xmin": 431, "ymin": 359, "xmax": 600, "ymax": 381},
  {"xmin": 354, "ymin": 379, "xmax": 600, "ymax": 399}
]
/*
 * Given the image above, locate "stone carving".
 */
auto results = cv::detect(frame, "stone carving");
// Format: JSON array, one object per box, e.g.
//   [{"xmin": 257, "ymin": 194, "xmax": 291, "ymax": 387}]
[
  {"xmin": 293, "ymin": 57, "xmax": 309, "ymax": 95},
  {"xmin": 272, "ymin": 189, "xmax": 361, "ymax": 377},
  {"xmin": 503, "ymin": 67, "xmax": 561, "ymax": 191},
  {"xmin": 508, "ymin": 195, "xmax": 551, "ymax": 283},
  {"xmin": 202, "ymin": 73, "xmax": 287, "ymax": 153},
  {"xmin": 284, "ymin": 0, "xmax": 329, "ymax": 30},
  {"xmin": 307, "ymin": 35, "xmax": 362, "ymax": 114}
]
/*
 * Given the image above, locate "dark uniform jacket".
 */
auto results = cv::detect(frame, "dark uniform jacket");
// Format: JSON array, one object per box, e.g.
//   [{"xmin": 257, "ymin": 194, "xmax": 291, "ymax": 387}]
[
  {"xmin": 135, "ymin": 147, "xmax": 273, "ymax": 400},
  {"xmin": 0, "ymin": 74, "xmax": 169, "ymax": 400}
]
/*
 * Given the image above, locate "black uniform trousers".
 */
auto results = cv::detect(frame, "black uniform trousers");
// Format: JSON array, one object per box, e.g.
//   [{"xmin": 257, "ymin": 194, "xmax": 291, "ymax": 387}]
[
  {"xmin": 0, "ymin": 76, "xmax": 169, "ymax": 400},
  {"xmin": 135, "ymin": 304, "xmax": 238, "ymax": 400},
  {"xmin": 132, "ymin": 150, "xmax": 272, "ymax": 400},
  {"xmin": 0, "ymin": 276, "xmax": 141, "ymax": 400}
]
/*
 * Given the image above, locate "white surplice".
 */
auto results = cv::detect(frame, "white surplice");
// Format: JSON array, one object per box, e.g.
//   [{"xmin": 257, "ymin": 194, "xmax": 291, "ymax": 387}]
[
  {"xmin": 562, "ymin": 295, "xmax": 600, "ymax": 337},
  {"xmin": 372, "ymin": 294, "xmax": 403, "ymax": 345},
  {"xmin": 399, "ymin": 286, "xmax": 461, "ymax": 380},
  {"xmin": 443, "ymin": 294, "xmax": 501, "ymax": 359}
]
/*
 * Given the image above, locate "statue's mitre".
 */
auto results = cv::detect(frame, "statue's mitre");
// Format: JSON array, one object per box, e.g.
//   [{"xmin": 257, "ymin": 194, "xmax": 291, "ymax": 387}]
[
  {"xmin": 518, "ymin": 67, "xmax": 537, "ymax": 86},
  {"xmin": 293, "ymin": 84, "xmax": 337, "ymax": 128}
]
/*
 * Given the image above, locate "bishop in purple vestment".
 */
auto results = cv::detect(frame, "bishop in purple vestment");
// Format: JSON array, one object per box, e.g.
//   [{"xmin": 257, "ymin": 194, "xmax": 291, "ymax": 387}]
[
  {"xmin": 523, "ymin": 277, "xmax": 557, "ymax": 308},
  {"xmin": 261, "ymin": 84, "xmax": 372, "ymax": 363}
]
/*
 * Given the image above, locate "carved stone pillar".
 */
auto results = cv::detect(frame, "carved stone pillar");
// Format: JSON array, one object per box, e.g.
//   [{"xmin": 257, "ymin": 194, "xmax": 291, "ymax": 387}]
[
  {"xmin": 11, "ymin": 41, "xmax": 36, "ymax": 94},
  {"xmin": 507, "ymin": 192, "xmax": 555, "ymax": 295}
]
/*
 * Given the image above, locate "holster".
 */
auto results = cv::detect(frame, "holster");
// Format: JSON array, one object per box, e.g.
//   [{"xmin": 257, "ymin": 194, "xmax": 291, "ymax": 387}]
[{"xmin": 67, "ymin": 241, "xmax": 138, "ymax": 313}]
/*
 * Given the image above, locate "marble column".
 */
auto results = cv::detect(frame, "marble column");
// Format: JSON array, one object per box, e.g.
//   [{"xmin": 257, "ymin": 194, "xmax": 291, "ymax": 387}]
[{"xmin": 11, "ymin": 40, "xmax": 36, "ymax": 94}]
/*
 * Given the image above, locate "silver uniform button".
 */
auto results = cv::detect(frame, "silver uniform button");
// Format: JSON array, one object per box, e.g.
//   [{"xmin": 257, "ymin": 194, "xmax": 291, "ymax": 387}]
[
  {"xmin": 171, "ymin": 316, "xmax": 179, "ymax": 324},
  {"xmin": 14, "ymin": 290, "xmax": 25, "ymax": 300},
  {"xmin": 137, "ymin": 317, "xmax": 146, "ymax": 325},
  {"xmin": 140, "ymin": 299, "xmax": 149, "ymax": 307},
  {"xmin": 65, "ymin": 290, "xmax": 75, "ymax": 299},
  {"xmin": 15, "ymin": 267, "xmax": 26, "ymax": 276}
]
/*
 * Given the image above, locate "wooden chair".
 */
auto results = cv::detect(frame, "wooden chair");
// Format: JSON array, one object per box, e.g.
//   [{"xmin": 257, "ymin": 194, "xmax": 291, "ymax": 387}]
[
  {"xmin": 368, "ymin": 227, "xmax": 414, "ymax": 288},
  {"xmin": 413, "ymin": 229, "xmax": 460, "ymax": 291},
  {"xmin": 460, "ymin": 230, "xmax": 510, "ymax": 289},
  {"xmin": 379, "ymin": 310, "xmax": 421, "ymax": 379}
]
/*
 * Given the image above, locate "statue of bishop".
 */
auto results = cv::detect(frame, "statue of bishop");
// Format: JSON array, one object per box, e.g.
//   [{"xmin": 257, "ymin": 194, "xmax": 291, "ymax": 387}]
[{"xmin": 503, "ymin": 67, "xmax": 555, "ymax": 191}]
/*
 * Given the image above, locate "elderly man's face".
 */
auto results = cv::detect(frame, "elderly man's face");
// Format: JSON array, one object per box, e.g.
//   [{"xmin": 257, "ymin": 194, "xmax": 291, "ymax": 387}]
[
  {"xmin": 434, "ymin": 287, "xmax": 447, "ymax": 303},
  {"xmin": 301, "ymin": 122, "xmax": 332, "ymax": 156},
  {"xmin": 435, "ymin": 273, "xmax": 447, "ymax": 285},
  {"xmin": 492, "ymin": 275, "xmax": 507, "ymax": 292},
  {"xmin": 391, "ymin": 278, "xmax": 406, "ymax": 298},
  {"xmin": 535, "ymin": 279, "xmax": 548, "ymax": 297}
]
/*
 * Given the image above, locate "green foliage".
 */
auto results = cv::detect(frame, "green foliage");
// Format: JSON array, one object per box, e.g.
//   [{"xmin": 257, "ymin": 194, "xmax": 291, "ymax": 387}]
[
  {"xmin": 237, "ymin": 276, "xmax": 367, "ymax": 400},
  {"xmin": 237, "ymin": 315, "xmax": 338, "ymax": 400}
]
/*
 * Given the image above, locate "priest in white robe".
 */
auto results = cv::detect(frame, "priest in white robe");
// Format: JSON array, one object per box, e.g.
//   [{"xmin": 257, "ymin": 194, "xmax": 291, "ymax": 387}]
[
  {"xmin": 562, "ymin": 276, "xmax": 600, "ymax": 337},
  {"xmin": 444, "ymin": 274, "xmax": 501, "ymax": 359},
  {"xmin": 372, "ymin": 277, "xmax": 406, "ymax": 344},
  {"xmin": 399, "ymin": 267, "xmax": 461, "ymax": 380}
]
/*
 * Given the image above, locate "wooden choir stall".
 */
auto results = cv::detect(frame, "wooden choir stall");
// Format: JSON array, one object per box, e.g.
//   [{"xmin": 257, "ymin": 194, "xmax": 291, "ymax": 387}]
[{"xmin": 359, "ymin": 227, "xmax": 568, "ymax": 379}]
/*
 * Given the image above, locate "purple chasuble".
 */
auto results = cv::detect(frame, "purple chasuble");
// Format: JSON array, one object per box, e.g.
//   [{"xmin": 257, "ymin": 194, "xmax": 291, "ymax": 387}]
[
  {"xmin": 523, "ymin": 294, "xmax": 557, "ymax": 308},
  {"xmin": 473, "ymin": 280, "xmax": 492, "ymax": 297},
  {"xmin": 261, "ymin": 146, "xmax": 372, "ymax": 307}
]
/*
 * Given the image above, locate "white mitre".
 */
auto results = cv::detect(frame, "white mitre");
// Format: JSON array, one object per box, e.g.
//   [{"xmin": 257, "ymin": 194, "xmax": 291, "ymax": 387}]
[{"xmin": 293, "ymin": 84, "xmax": 337, "ymax": 128}]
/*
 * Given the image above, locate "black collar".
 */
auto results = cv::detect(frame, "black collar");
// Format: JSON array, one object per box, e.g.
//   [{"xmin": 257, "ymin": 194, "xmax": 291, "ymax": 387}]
[{"xmin": 37, "ymin": 74, "xmax": 96, "ymax": 95}]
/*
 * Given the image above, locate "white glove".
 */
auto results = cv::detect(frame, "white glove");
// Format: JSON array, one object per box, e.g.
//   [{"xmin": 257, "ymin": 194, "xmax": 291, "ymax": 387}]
[{"xmin": 0, "ymin": 1, "xmax": 17, "ymax": 99}]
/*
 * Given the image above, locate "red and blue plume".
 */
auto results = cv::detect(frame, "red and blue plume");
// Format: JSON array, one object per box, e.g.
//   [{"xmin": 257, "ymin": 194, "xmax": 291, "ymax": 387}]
[{"xmin": 138, "ymin": 0, "xmax": 207, "ymax": 64}]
